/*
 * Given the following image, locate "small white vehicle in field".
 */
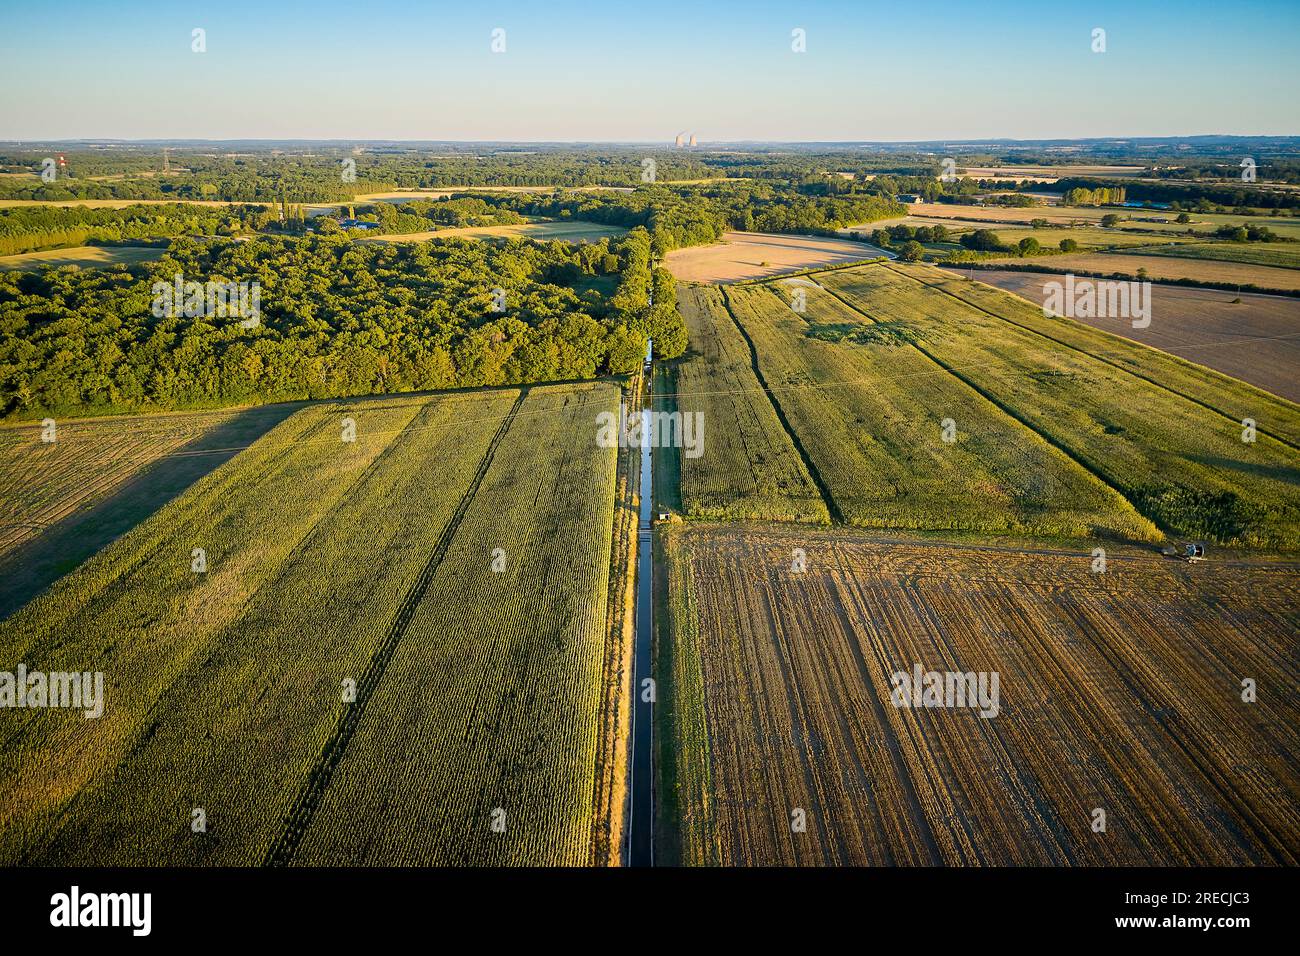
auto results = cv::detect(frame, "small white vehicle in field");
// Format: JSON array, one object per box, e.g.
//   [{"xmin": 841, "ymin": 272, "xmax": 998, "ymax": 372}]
[{"xmin": 1161, "ymin": 542, "xmax": 1207, "ymax": 562}]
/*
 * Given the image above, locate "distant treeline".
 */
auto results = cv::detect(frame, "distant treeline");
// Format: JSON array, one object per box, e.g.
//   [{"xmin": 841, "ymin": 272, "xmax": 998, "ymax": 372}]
[
  {"xmin": 477, "ymin": 183, "xmax": 905, "ymax": 252},
  {"xmin": 1143, "ymin": 158, "xmax": 1300, "ymax": 185},
  {"xmin": 0, "ymin": 147, "xmax": 949, "ymax": 205},
  {"xmin": 0, "ymin": 150, "xmax": 720, "ymax": 203},
  {"xmin": 1054, "ymin": 177, "xmax": 1300, "ymax": 212},
  {"xmin": 0, "ymin": 229, "xmax": 683, "ymax": 418},
  {"xmin": 0, "ymin": 203, "xmax": 282, "ymax": 256}
]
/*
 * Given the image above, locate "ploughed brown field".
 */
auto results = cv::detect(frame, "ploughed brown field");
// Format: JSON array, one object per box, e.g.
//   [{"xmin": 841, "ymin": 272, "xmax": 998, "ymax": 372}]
[
  {"xmin": 658, "ymin": 524, "xmax": 1300, "ymax": 866},
  {"xmin": 960, "ymin": 269, "xmax": 1300, "ymax": 403},
  {"xmin": 662, "ymin": 231, "xmax": 886, "ymax": 283}
]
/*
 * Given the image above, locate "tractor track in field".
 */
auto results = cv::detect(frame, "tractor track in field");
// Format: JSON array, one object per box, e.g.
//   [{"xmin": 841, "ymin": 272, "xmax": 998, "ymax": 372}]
[
  {"xmin": 263, "ymin": 389, "xmax": 528, "ymax": 867},
  {"xmin": 885, "ymin": 265, "xmax": 1300, "ymax": 454},
  {"xmin": 720, "ymin": 286, "xmax": 844, "ymax": 524},
  {"xmin": 810, "ymin": 281, "xmax": 1148, "ymax": 529}
]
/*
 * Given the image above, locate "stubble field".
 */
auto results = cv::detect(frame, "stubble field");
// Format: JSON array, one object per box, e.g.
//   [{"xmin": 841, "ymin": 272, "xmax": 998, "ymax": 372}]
[
  {"xmin": 663, "ymin": 232, "xmax": 887, "ymax": 283},
  {"xmin": 657, "ymin": 524, "xmax": 1300, "ymax": 866}
]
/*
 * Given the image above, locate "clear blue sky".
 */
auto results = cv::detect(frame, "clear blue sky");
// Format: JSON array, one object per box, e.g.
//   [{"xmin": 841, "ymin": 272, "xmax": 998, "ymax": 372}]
[{"xmin": 2, "ymin": 0, "xmax": 1297, "ymax": 141}]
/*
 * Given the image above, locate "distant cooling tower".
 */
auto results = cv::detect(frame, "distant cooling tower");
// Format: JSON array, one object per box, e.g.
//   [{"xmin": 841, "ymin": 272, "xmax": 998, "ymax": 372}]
[
  {"xmin": 674, "ymin": 132, "xmax": 686, "ymax": 147},
  {"xmin": 688, "ymin": 134, "xmax": 697, "ymax": 147}
]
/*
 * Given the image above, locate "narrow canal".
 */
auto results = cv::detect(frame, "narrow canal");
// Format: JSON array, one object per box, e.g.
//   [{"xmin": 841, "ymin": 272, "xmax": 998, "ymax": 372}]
[{"xmin": 628, "ymin": 366, "xmax": 655, "ymax": 866}]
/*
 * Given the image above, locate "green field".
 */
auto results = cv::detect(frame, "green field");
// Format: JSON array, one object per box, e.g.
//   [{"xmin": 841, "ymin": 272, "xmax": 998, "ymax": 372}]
[
  {"xmin": 0, "ymin": 244, "xmax": 164, "ymax": 271},
  {"xmin": 1120, "ymin": 241, "xmax": 1300, "ymax": 270},
  {"xmin": 979, "ymin": 226, "xmax": 1196, "ymax": 252},
  {"xmin": 719, "ymin": 281, "xmax": 1157, "ymax": 539},
  {"xmin": 0, "ymin": 405, "xmax": 297, "ymax": 618},
  {"xmin": 0, "ymin": 382, "xmax": 624, "ymax": 865},
  {"xmin": 663, "ymin": 262, "xmax": 1300, "ymax": 549},
  {"xmin": 921, "ymin": 269, "xmax": 1300, "ymax": 445},
  {"xmin": 666, "ymin": 285, "xmax": 828, "ymax": 522},
  {"xmin": 819, "ymin": 264, "xmax": 1300, "ymax": 549}
]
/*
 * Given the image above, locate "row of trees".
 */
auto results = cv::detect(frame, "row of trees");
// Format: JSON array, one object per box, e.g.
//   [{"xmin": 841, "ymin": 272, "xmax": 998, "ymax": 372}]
[
  {"xmin": 1213, "ymin": 223, "xmax": 1285, "ymax": 242},
  {"xmin": 315, "ymin": 197, "xmax": 527, "ymax": 236},
  {"xmin": 1061, "ymin": 185, "xmax": 1128, "ymax": 206},
  {"xmin": 1056, "ymin": 177, "xmax": 1300, "ymax": 212},
  {"xmin": 0, "ymin": 230, "xmax": 684, "ymax": 418},
  {"xmin": 870, "ymin": 224, "xmax": 951, "ymax": 246},
  {"xmin": 953, "ymin": 229, "xmax": 1077, "ymax": 256}
]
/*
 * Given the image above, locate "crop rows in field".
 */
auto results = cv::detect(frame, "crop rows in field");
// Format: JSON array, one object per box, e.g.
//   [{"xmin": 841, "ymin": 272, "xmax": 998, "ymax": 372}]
[
  {"xmin": 820, "ymin": 264, "xmax": 1300, "ymax": 549},
  {"xmin": 0, "ymin": 410, "xmax": 241, "ymax": 560},
  {"xmin": 667, "ymin": 285, "xmax": 828, "ymax": 522},
  {"xmin": 0, "ymin": 382, "xmax": 623, "ymax": 866},
  {"xmin": 658, "ymin": 525, "xmax": 1300, "ymax": 866},
  {"xmin": 288, "ymin": 384, "xmax": 620, "ymax": 865},
  {"xmin": 0, "ymin": 405, "xmax": 298, "ymax": 620},
  {"xmin": 718, "ymin": 281, "xmax": 1157, "ymax": 540},
  {"xmin": 959, "ymin": 271, "xmax": 1300, "ymax": 405},
  {"xmin": 911, "ymin": 265, "xmax": 1300, "ymax": 445}
]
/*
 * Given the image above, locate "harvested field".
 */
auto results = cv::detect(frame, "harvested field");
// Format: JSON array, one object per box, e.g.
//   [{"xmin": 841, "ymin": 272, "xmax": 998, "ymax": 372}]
[
  {"xmin": 658, "ymin": 524, "xmax": 1300, "ymax": 866},
  {"xmin": 663, "ymin": 232, "xmax": 886, "ymax": 283},
  {"xmin": 963, "ymin": 270, "xmax": 1300, "ymax": 403},
  {"xmin": 866, "ymin": 204, "xmax": 1300, "ymax": 240},
  {"xmin": 999, "ymin": 252, "xmax": 1300, "ymax": 292},
  {"xmin": 0, "ymin": 382, "xmax": 626, "ymax": 866}
]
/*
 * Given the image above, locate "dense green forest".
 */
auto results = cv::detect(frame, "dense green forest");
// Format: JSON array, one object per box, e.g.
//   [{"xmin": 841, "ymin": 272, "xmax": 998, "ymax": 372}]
[
  {"xmin": 0, "ymin": 229, "xmax": 683, "ymax": 418},
  {"xmin": 313, "ymin": 197, "xmax": 527, "ymax": 237},
  {"xmin": 0, "ymin": 203, "xmax": 283, "ymax": 256}
]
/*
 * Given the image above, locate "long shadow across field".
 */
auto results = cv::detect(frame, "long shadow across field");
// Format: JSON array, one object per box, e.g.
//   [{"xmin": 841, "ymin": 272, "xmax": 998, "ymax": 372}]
[{"xmin": 0, "ymin": 403, "xmax": 301, "ymax": 621}]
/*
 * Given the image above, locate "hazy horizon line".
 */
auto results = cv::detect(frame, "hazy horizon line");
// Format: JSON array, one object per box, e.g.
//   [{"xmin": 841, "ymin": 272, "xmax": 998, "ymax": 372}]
[{"xmin": 3, "ymin": 133, "xmax": 1298, "ymax": 147}]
